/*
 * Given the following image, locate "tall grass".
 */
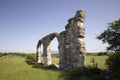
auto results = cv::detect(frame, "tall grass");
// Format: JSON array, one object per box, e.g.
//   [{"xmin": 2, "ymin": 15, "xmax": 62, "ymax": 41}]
[{"xmin": 0, "ymin": 53, "xmax": 108, "ymax": 80}]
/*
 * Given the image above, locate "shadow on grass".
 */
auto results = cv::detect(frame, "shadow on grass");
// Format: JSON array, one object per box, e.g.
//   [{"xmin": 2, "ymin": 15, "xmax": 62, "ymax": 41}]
[{"xmin": 25, "ymin": 56, "xmax": 60, "ymax": 71}]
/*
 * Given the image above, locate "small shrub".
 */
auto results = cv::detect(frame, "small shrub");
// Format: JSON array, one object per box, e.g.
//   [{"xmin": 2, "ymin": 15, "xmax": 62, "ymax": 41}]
[
  {"xmin": 90, "ymin": 58, "xmax": 98, "ymax": 68},
  {"xmin": 25, "ymin": 54, "xmax": 36, "ymax": 66},
  {"xmin": 0, "ymin": 52, "xmax": 28, "ymax": 57},
  {"xmin": 26, "ymin": 54, "xmax": 35, "ymax": 60},
  {"xmin": 106, "ymin": 53, "xmax": 120, "ymax": 79},
  {"xmin": 0, "ymin": 53, "xmax": 10, "ymax": 57}
]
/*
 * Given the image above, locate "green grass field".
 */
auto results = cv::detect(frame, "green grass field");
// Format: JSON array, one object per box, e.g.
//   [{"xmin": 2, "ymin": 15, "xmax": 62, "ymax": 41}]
[
  {"xmin": 0, "ymin": 53, "xmax": 108, "ymax": 80},
  {"xmin": 85, "ymin": 54, "xmax": 108, "ymax": 69}
]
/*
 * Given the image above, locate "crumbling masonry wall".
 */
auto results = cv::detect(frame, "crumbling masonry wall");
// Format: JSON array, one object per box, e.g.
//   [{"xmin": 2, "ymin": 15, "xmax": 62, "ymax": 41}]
[{"xmin": 36, "ymin": 10, "xmax": 86, "ymax": 69}]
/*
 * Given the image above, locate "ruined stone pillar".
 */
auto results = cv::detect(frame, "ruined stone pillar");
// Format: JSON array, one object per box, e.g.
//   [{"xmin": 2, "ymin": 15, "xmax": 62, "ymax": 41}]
[
  {"xmin": 43, "ymin": 44, "xmax": 52, "ymax": 65},
  {"xmin": 59, "ymin": 10, "xmax": 86, "ymax": 69},
  {"xmin": 74, "ymin": 10, "xmax": 86, "ymax": 55},
  {"xmin": 70, "ymin": 10, "xmax": 86, "ymax": 68},
  {"xmin": 58, "ymin": 31, "xmax": 66, "ymax": 69},
  {"xmin": 36, "ymin": 47, "xmax": 42, "ymax": 63},
  {"xmin": 36, "ymin": 40, "xmax": 42, "ymax": 63}
]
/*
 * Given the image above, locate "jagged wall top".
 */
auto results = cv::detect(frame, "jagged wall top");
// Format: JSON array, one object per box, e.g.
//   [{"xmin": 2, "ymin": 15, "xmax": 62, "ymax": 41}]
[{"xmin": 75, "ymin": 10, "xmax": 86, "ymax": 22}]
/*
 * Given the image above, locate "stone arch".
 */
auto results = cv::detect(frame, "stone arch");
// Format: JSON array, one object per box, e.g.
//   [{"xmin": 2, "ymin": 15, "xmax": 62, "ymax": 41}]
[{"xmin": 36, "ymin": 32, "xmax": 59, "ymax": 65}]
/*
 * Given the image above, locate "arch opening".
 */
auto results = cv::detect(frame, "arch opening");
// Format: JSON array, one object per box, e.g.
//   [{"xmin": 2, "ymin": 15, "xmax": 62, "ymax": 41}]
[{"xmin": 50, "ymin": 37, "xmax": 59, "ymax": 65}]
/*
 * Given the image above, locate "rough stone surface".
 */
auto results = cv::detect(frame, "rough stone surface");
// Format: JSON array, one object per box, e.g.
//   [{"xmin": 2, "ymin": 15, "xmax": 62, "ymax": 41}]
[{"xmin": 36, "ymin": 10, "xmax": 86, "ymax": 69}]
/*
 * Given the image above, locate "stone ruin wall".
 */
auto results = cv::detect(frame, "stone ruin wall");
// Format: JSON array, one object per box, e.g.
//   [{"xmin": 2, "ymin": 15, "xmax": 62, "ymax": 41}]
[{"xmin": 36, "ymin": 10, "xmax": 86, "ymax": 69}]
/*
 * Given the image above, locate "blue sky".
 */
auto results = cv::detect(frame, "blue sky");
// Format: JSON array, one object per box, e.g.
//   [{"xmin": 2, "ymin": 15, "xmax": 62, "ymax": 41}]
[{"xmin": 0, "ymin": 0, "xmax": 120, "ymax": 53}]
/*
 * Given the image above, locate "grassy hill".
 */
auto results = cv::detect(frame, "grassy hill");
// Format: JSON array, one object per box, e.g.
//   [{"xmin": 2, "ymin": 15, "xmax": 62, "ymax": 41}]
[{"xmin": 0, "ymin": 53, "xmax": 108, "ymax": 80}]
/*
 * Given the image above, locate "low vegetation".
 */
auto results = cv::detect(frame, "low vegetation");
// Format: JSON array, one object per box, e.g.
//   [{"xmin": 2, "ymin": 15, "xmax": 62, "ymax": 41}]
[
  {"xmin": 0, "ymin": 53, "xmax": 61, "ymax": 80},
  {"xmin": 0, "ymin": 52, "xmax": 119, "ymax": 80},
  {"xmin": 106, "ymin": 53, "xmax": 120, "ymax": 79}
]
